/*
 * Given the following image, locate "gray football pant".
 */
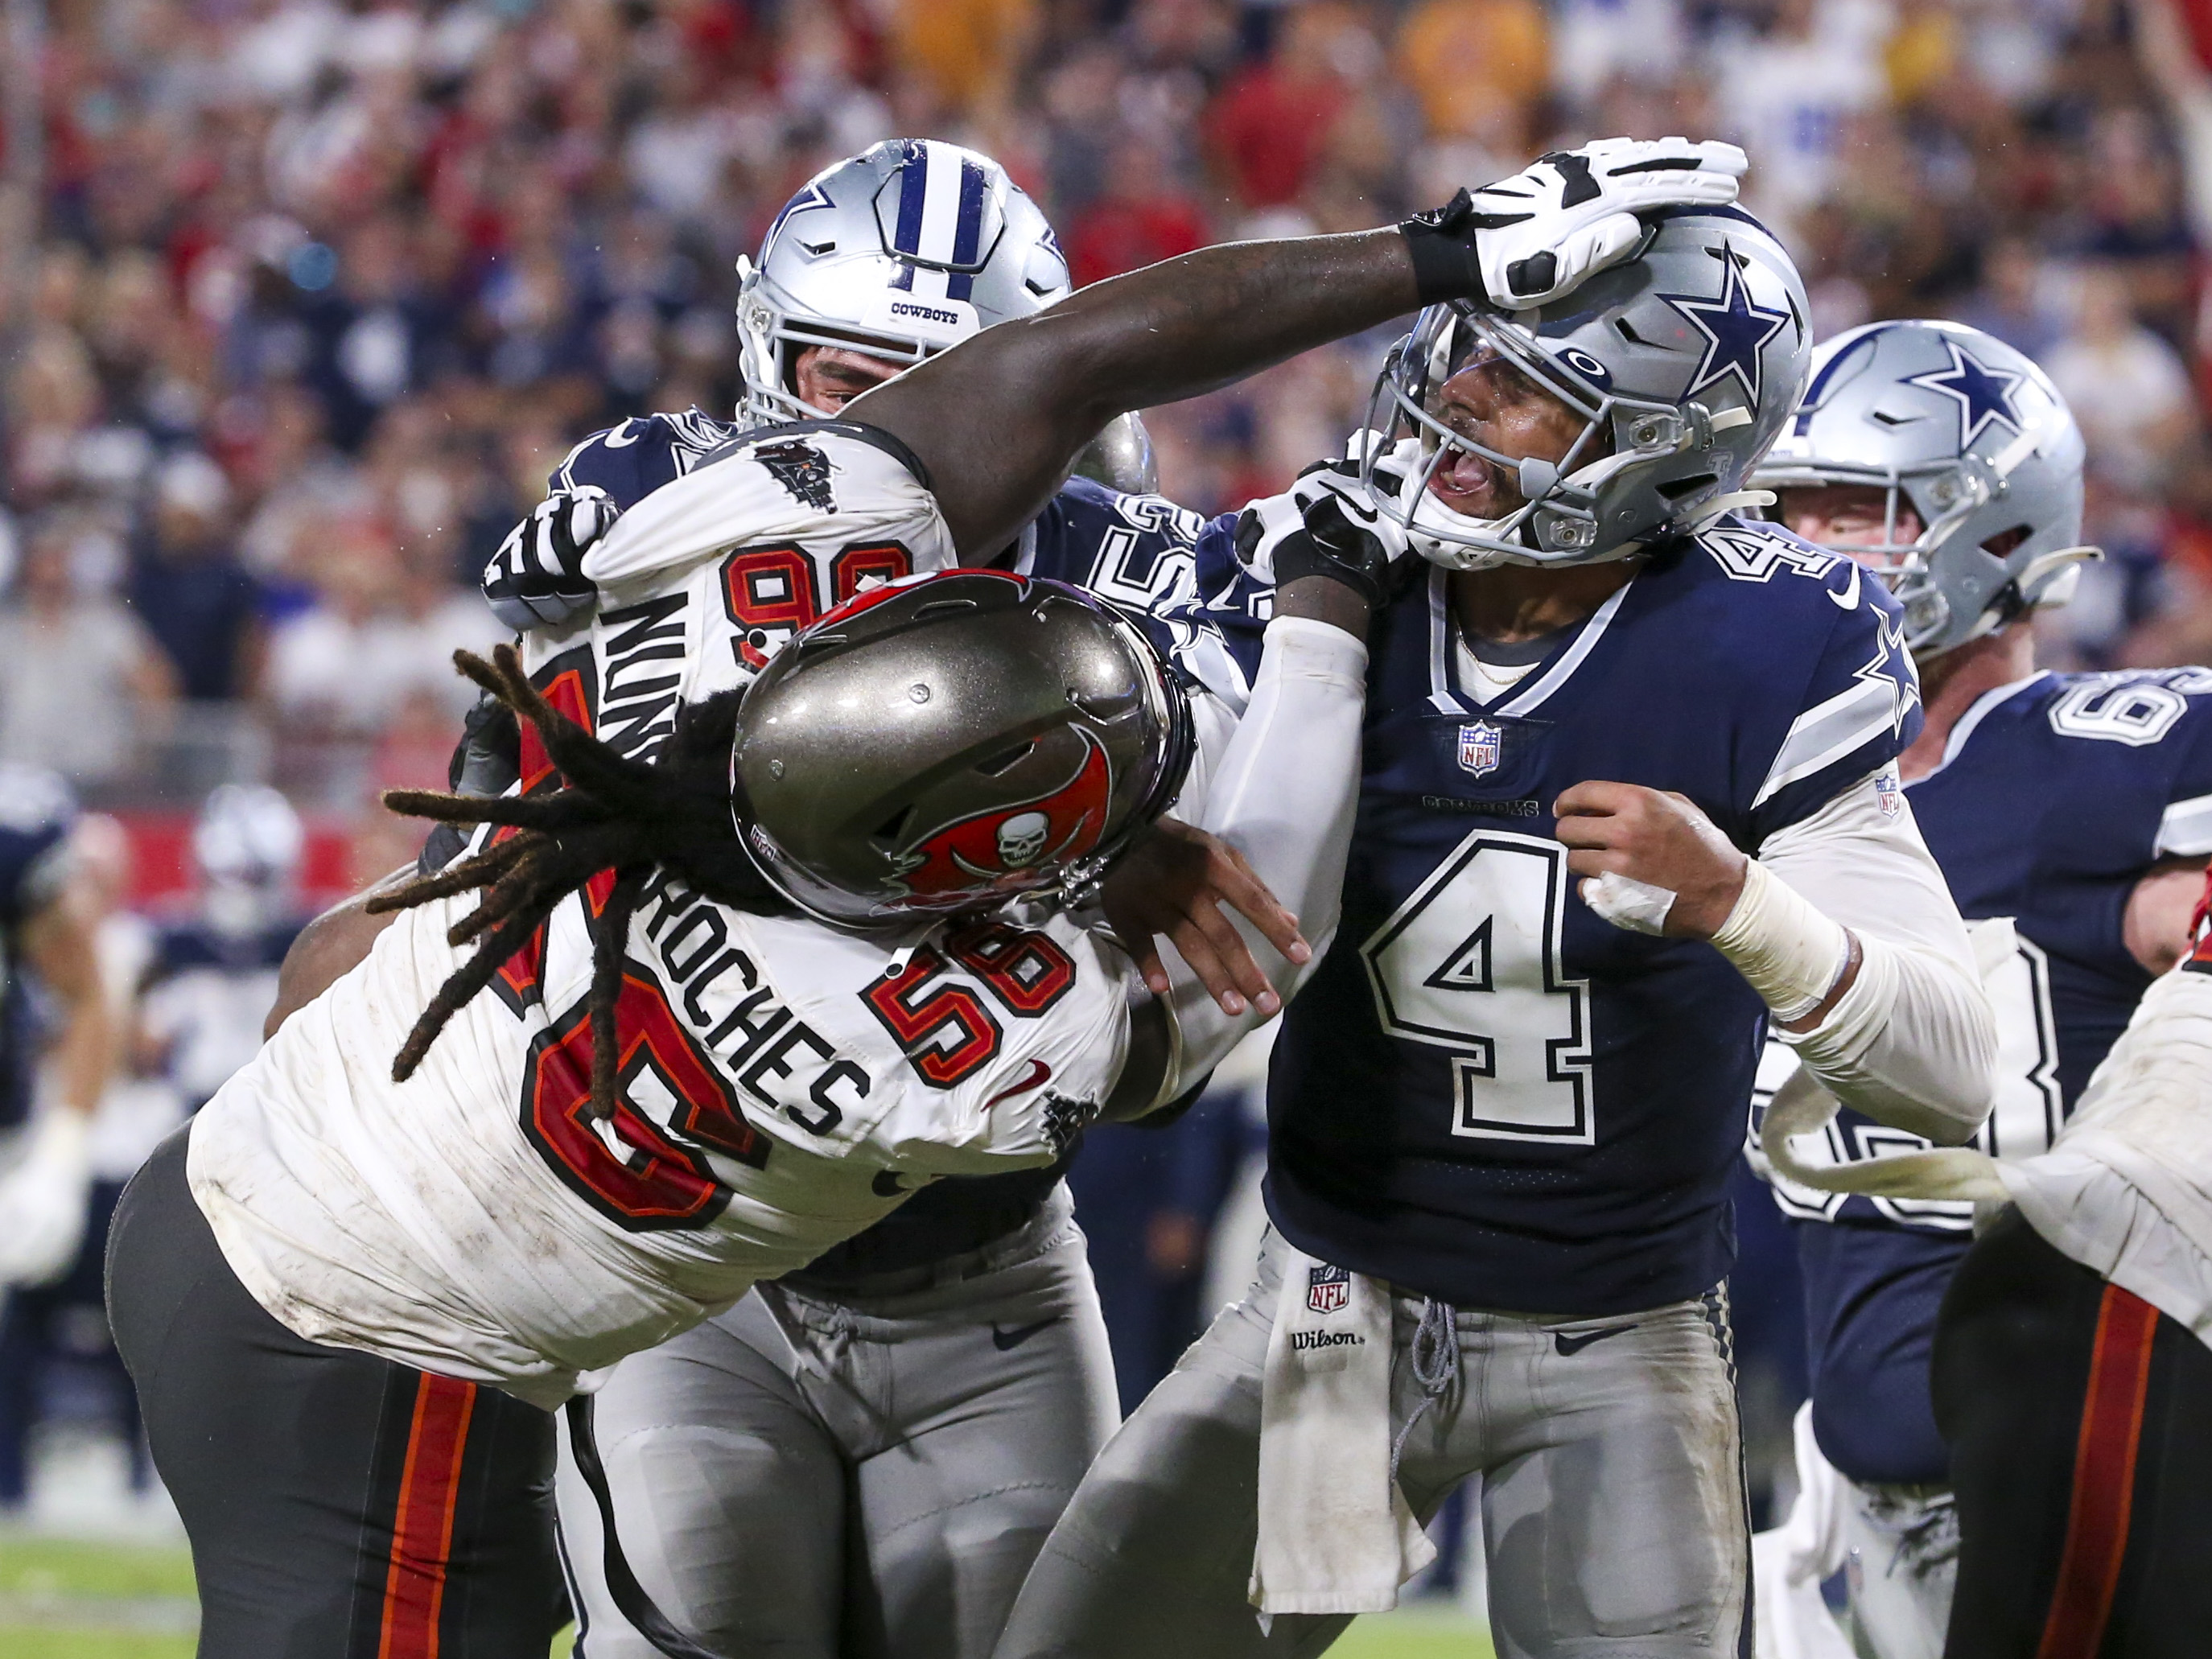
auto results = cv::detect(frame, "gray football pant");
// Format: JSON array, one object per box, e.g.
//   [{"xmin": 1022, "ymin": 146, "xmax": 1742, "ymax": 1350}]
[
  {"xmin": 557, "ymin": 1189, "xmax": 1119, "ymax": 1659},
  {"xmin": 995, "ymin": 1229, "xmax": 1750, "ymax": 1659}
]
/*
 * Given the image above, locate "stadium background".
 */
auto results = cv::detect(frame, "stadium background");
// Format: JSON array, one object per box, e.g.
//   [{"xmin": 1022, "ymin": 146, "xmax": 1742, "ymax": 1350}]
[{"xmin": 5, "ymin": 0, "xmax": 2212, "ymax": 1648}]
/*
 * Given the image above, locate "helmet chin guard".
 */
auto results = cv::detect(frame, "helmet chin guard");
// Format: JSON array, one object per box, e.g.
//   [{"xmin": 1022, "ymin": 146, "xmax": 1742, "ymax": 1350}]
[{"xmin": 1360, "ymin": 206, "xmax": 1810, "ymax": 573}]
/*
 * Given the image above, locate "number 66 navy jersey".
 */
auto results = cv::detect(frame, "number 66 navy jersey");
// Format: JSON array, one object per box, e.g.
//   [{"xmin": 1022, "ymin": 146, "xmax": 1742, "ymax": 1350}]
[
  {"xmin": 1762, "ymin": 665, "xmax": 2212, "ymax": 1486},
  {"xmin": 1176, "ymin": 516, "xmax": 1925, "ymax": 1318}
]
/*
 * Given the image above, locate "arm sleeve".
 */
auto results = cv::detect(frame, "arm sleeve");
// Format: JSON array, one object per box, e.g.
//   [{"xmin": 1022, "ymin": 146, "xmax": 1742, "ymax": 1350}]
[
  {"xmin": 1758, "ymin": 768, "xmax": 1997, "ymax": 1142},
  {"xmin": 1155, "ymin": 615, "xmax": 1368, "ymax": 1097}
]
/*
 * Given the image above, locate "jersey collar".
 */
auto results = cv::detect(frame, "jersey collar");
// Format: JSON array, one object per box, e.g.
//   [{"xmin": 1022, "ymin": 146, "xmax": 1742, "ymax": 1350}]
[{"xmin": 1424, "ymin": 565, "xmax": 1635, "ymax": 718}]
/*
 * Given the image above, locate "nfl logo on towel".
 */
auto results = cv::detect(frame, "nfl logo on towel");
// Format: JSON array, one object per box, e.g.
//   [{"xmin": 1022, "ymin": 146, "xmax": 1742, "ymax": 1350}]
[
  {"xmin": 1307, "ymin": 1263, "xmax": 1351, "ymax": 1315},
  {"xmin": 1457, "ymin": 720, "xmax": 1501, "ymax": 777}
]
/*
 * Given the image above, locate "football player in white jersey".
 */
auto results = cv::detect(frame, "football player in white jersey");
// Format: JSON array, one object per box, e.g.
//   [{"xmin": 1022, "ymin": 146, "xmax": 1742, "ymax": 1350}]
[
  {"xmin": 1743, "ymin": 322, "xmax": 2212, "ymax": 1659},
  {"xmin": 275, "ymin": 141, "xmax": 1214, "ymax": 1659},
  {"xmin": 109, "ymin": 146, "xmax": 1740, "ymax": 1656}
]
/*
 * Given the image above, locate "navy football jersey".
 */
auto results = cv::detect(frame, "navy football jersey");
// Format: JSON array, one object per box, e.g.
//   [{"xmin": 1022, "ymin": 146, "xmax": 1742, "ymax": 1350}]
[
  {"xmin": 546, "ymin": 414, "xmax": 1216, "ymax": 1278},
  {"xmin": 0, "ymin": 766, "xmax": 77, "ymax": 1133},
  {"xmin": 141, "ymin": 916, "xmax": 307, "ymax": 1109},
  {"xmin": 1771, "ymin": 666, "xmax": 2212, "ymax": 1484},
  {"xmin": 1176, "ymin": 518, "xmax": 1924, "ymax": 1315}
]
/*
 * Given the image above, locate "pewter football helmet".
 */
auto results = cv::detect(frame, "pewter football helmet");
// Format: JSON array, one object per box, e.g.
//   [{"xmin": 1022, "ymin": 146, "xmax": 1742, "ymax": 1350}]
[
  {"xmin": 736, "ymin": 139, "xmax": 1071, "ymax": 426},
  {"xmin": 732, "ymin": 570, "xmax": 1194, "ymax": 926},
  {"xmin": 1752, "ymin": 320, "xmax": 2096, "ymax": 657},
  {"xmin": 1363, "ymin": 206, "xmax": 1811, "ymax": 570}
]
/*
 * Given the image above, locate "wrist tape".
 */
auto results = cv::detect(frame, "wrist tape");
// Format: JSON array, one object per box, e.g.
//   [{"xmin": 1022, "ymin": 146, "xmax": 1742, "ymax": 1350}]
[{"xmin": 1709, "ymin": 858, "xmax": 1853, "ymax": 1025}]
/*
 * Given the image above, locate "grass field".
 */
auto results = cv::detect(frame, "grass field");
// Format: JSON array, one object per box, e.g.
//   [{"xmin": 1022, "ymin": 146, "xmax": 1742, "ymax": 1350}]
[{"xmin": 0, "ymin": 1534, "xmax": 1497, "ymax": 1659}]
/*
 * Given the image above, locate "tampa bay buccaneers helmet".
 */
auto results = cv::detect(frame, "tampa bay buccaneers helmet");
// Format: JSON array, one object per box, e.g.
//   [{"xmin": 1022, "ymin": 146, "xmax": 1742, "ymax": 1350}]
[{"xmin": 731, "ymin": 570, "xmax": 1194, "ymax": 925}]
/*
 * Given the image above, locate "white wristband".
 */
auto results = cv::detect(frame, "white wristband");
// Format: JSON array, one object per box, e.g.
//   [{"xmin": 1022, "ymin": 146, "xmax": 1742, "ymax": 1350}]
[{"xmin": 1709, "ymin": 858, "xmax": 1853, "ymax": 1024}]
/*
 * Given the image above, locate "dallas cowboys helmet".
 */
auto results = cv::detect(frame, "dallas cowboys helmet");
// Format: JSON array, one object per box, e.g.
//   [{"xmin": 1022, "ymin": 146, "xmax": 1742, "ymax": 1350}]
[
  {"xmin": 733, "ymin": 570, "xmax": 1195, "ymax": 926},
  {"xmin": 736, "ymin": 138, "xmax": 1155, "ymax": 492},
  {"xmin": 737, "ymin": 138, "xmax": 1071, "ymax": 425},
  {"xmin": 1362, "ymin": 206, "xmax": 1811, "ymax": 570},
  {"xmin": 1751, "ymin": 320, "xmax": 2096, "ymax": 657}
]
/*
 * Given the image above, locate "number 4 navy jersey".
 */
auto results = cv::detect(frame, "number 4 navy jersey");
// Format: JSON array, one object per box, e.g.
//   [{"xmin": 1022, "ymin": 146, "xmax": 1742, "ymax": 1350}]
[
  {"xmin": 1769, "ymin": 666, "xmax": 2212, "ymax": 1484},
  {"xmin": 1178, "ymin": 517, "xmax": 1925, "ymax": 1316}
]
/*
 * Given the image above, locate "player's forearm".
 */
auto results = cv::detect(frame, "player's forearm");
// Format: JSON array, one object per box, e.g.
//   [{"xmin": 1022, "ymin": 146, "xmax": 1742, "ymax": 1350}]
[
  {"xmin": 853, "ymin": 230, "xmax": 1420, "ymax": 554},
  {"xmin": 20, "ymin": 896, "xmax": 114, "ymax": 1116},
  {"xmin": 49, "ymin": 980, "xmax": 114, "ymax": 1118},
  {"xmin": 1753, "ymin": 781, "xmax": 1996, "ymax": 1142},
  {"xmin": 1163, "ymin": 588, "xmax": 1371, "ymax": 1091}
]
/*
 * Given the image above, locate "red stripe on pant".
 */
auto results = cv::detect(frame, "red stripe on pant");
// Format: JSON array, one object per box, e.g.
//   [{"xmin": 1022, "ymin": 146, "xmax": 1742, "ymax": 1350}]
[
  {"xmin": 377, "ymin": 1373, "xmax": 479, "ymax": 1659},
  {"xmin": 2035, "ymin": 1283, "xmax": 2160, "ymax": 1659}
]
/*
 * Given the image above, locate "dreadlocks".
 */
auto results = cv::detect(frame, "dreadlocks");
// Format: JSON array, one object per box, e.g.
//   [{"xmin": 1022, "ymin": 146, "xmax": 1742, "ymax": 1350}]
[{"xmin": 369, "ymin": 644, "xmax": 786, "ymax": 1120}]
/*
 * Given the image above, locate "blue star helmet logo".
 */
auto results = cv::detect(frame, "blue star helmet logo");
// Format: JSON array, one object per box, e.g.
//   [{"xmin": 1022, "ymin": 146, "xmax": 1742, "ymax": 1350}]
[
  {"xmin": 1903, "ymin": 339, "xmax": 2023, "ymax": 451},
  {"xmin": 1662, "ymin": 246, "xmax": 1791, "ymax": 407}
]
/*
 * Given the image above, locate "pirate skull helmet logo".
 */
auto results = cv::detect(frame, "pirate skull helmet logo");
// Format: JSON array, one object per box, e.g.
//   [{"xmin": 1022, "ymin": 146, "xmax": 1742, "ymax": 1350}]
[{"xmin": 997, "ymin": 811, "xmax": 1052, "ymax": 867}]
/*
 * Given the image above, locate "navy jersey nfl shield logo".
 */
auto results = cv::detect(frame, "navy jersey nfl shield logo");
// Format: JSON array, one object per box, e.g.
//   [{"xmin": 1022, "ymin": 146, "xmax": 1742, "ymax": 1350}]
[
  {"xmin": 1457, "ymin": 720, "xmax": 1502, "ymax": 776},
  {"xmin": 1307, "ymin": 1262, "xmax": 1351, "ymax": 1314}
]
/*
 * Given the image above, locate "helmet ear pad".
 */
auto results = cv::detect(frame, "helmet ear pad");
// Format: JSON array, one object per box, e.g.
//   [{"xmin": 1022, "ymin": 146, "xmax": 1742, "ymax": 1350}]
[{"xmin": 731, "ymin": 572, "xmax": 1190, "ymax": 925}]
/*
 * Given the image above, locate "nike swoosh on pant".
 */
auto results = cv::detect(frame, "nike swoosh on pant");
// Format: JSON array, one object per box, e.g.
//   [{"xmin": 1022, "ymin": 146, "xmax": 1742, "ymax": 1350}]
[
  {"xmin": 992, "ymin": 1318, "xmax": 1061, "ymax": 1352},
  {"xmin": 1553, "ymin": 1322, "xmax": 1639, "ymax": 1356}
]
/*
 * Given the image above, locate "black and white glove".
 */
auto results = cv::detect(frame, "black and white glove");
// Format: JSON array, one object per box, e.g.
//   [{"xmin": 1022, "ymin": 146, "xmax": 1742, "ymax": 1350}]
[
  {"xmin": 1235, "ymin": 455, "xmax": 1414, "ymax": 608},
  {"xmin": 482, "ymin": 486, "xmax": 621, "ymax": 631},
  {"xmin": 1401, "ymin": 137, "xmax": 1747, "ymax": 309}
]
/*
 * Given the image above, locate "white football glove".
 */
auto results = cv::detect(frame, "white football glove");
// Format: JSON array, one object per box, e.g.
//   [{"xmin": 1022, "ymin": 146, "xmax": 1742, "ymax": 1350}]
[
  {"xmin": 1233, "ymin": 449, "xmax": 1415, "ymax": 606},
  {"xmin": 482, "ymin": 485, "xmax": 622, "ymax": 631},
  {"xmin": 0, "ymin": 1106, "xmax": 92, "ymax": 1287},
  {"xmin": 1404, "ymin": 137, "xmax": 1748, "ymax": 311}
]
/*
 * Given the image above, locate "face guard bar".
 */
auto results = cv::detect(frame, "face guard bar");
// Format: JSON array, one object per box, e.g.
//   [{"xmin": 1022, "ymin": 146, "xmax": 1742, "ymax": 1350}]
[
  {"xmin": 1357, "ymin": 303, "xmax": 1716, "ymax": 570},
  {"xmin": 1756, "ymin": 425, "xmax": 2099, "ymax": 655}
]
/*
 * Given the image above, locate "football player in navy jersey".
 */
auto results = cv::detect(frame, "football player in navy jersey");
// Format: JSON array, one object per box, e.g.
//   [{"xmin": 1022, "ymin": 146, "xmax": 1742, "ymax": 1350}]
[
  {"xmin": 996, "ymin": 198, "xmax": 1997, "ymax": 1659},
  {"xmin": 1739, "ymin": 320, "xmax": 2212, "ymax": 1659},
  {"xmin": 0, "ymin": 766, "xmax": 115, "ymax": 1292}
]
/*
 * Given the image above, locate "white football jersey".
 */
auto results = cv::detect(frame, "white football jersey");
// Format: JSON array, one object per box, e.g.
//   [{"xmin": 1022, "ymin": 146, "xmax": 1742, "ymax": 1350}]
[
  {"xmin": 561, "ymin": 422, "xmax": 958, "ymax": 718},
  {"xmin": 187, "ymin": 422, "xmax": 1141, "ymax": 1408}
]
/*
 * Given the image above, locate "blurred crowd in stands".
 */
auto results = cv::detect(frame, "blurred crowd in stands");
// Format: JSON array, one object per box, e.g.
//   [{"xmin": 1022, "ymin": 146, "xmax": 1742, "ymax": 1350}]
[{"xmin": 7, "ymin": 0, "xmax": 2212, "ymax": 821}]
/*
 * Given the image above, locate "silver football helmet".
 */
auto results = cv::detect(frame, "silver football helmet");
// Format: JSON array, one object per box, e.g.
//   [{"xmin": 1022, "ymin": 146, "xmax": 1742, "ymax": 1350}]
[
  {"xmin": 1362, "ymin": 206, "xmax": 1811, "ymax": 571},
  {"xmin": 194, "ymin": 783, "xmax": 303, "ymax": 937},
  {"xmin": 735, "ymin": 138, "xmax": 1155, "ymax": 492},
  {"xmin": 1751, "ymin": 320, "xmax": 2096, "ymax": 657},
  {"xmin": 732, "ymin": 570, "xmax": 1194, "ymax": 927},
  {"xmin": 736, "ymin": 138, "xmax": 1071, "ymax": 426}
]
